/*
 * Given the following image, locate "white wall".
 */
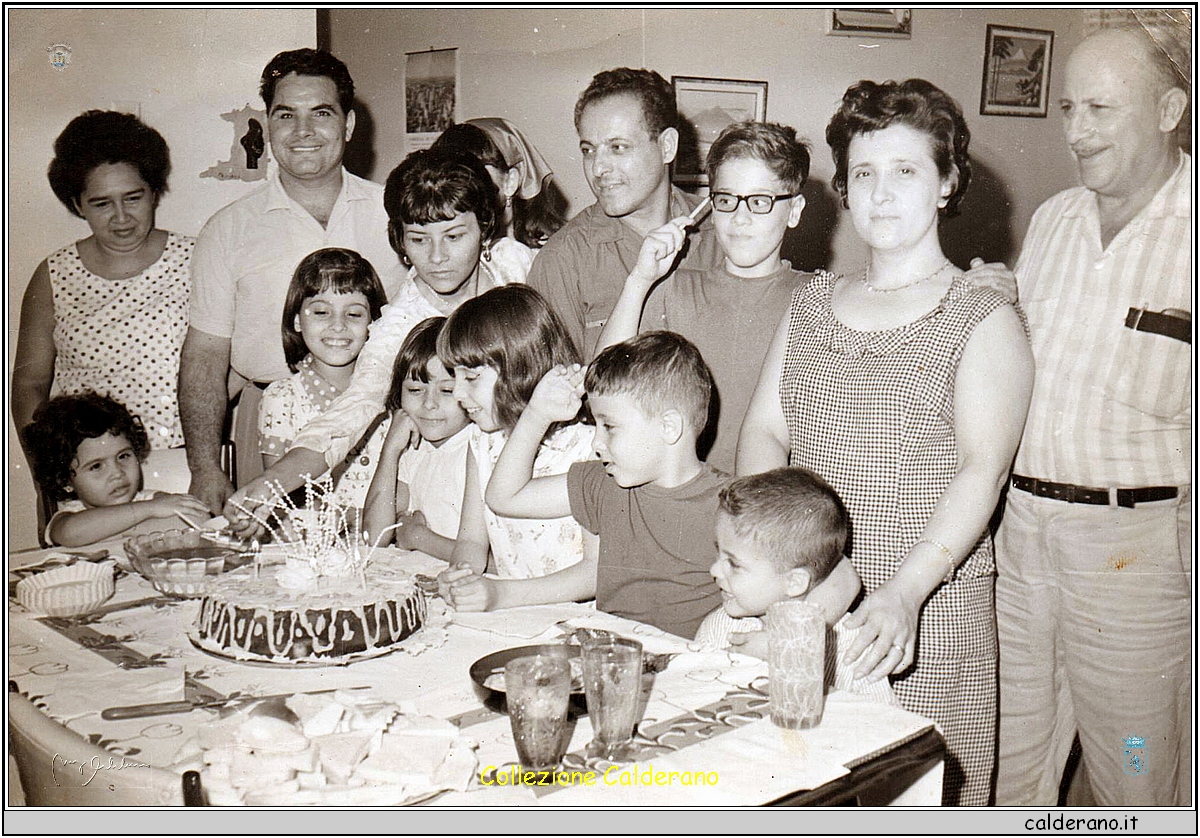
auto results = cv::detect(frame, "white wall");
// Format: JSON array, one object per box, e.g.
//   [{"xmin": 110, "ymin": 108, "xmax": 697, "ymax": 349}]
[
  {"xmin": 329, "ymin": 7, "xmax": 1093, "ymax": 272},
  {"xmin": 7, "ymin": 9, "xmax": 315, "ymax": 550}
]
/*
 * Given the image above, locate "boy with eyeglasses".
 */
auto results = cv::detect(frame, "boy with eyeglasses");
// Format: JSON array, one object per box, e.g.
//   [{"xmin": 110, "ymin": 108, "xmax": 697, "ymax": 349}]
[{"xmin": 597, "ymin": 121, "xmax": 812, "ymax": 474}]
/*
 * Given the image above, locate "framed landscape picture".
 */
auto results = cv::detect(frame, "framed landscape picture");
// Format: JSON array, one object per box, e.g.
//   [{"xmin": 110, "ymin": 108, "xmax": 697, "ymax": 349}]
[
  {"xmin": 672, "ymin": 76, "xmax": 768, "ymax": 186},
  {"xmin": 980, "ymin": 24, "xmax": 1054, "ymax": 117}
]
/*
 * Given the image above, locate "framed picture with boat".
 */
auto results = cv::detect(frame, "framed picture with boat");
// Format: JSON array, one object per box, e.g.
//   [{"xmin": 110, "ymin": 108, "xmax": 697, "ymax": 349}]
[{"xmin": 980, "ymin": 24, "xmax": 1054, "ymax": 117}]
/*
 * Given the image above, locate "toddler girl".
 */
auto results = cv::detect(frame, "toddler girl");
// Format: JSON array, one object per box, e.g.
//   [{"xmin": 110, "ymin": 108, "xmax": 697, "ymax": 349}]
[
  {"xmin": 22, "ymin": 392, "xmax": 210, "ymax": 547},
  {"xmin": 363, "ymin": 316, "xmax": 471, "ymax": 555},
  {"xmin": 258, "ymin": 247, "xmax": 388, "ymax": 509},
  {"xmin": 437, "ymin": 285, "xmax": 595, "ymax": 579}
]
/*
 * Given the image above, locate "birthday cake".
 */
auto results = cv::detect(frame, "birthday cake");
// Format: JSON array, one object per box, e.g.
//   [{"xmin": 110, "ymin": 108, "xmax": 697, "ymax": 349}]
[
  {"xmin": 193, "ymin": 554, "xmax": 426, "ymax": 665},
  {"xmin": 192, "ymin": 480, "xmax": 426, "ymax": 665}
]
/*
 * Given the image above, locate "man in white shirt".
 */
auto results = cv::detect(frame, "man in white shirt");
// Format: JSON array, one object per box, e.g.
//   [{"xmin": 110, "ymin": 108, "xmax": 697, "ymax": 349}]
[
  {"xmin": 993, "ymin": 25, "xmax": 1191, "ymax": 806},
  {"xmin": 179, "ymin": 49, "xmax": 401, "ymax": 513}
]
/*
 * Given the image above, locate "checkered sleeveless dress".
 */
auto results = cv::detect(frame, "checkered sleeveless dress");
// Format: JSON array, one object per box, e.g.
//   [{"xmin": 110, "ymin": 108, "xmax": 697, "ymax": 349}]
[{"xmin": 779, "ymin": 270, "xmax": 1010, "ymax": 806}]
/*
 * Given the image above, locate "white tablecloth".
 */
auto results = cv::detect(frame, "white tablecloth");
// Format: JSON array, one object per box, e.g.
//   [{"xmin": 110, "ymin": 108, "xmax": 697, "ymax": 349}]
[{"xmin": 9, "ymin": 544, "xmax": 940, "ymax": 805}]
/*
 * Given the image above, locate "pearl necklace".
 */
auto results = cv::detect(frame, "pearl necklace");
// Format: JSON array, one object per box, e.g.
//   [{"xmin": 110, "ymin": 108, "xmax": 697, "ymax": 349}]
[{"xmin": 862, "ymin": 260, "xmax": 952, "ymax": 294}]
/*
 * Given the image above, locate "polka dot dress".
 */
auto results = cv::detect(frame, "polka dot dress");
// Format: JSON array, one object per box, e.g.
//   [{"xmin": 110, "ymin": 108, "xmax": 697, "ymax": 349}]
[
  {"xmin": 258, "ymin": 355, "xmax": 388, "ymax": 508},
  {"xmin": 49, "ymin": 232, "xmax": 193, "ymax": 449}
]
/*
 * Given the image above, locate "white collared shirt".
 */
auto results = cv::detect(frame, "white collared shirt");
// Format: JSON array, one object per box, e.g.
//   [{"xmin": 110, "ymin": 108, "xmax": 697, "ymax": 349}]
[
  {"xmin": 1015, "ymin": 154, "xmax": 1191, "ymax": 487},
  {"xmin": 188, "ymin": 166, "xmax": 403, "ymax": 383}
]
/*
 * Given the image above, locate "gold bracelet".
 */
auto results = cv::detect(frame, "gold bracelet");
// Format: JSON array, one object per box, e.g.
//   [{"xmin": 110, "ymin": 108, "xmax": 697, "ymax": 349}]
[{"xmin": 915, "ymin": 538, "xmax": 957, "ymax": 573}]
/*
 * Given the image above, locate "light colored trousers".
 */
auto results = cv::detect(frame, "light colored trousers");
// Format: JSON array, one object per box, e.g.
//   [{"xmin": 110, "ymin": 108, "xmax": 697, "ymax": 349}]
[{"xmin": 995, "ymin": 487, "xmax": 1191, "ymax": 806}]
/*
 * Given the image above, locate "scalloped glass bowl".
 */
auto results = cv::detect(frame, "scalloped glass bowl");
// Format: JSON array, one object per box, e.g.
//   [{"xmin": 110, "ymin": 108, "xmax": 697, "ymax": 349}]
[{"xmin": 123, "ymin": 529, "xmax": 250, "ymax": 597}]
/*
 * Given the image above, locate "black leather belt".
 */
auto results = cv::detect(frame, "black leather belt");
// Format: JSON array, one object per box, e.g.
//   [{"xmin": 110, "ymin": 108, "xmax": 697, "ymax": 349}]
[
  {"xmin": 1125, "ymin": 307, "xmax": 1191, "ymax": 344},
  {"xmin": 1012, "ymin": 474, "xmax": 1178, "ymax": 508}
]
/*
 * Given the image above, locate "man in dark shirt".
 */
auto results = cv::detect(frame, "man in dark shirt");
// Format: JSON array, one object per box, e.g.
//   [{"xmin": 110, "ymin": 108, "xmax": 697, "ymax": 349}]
[{"xmin": 528, "ymin": 68, "xmax": 721, "ymax": 359}]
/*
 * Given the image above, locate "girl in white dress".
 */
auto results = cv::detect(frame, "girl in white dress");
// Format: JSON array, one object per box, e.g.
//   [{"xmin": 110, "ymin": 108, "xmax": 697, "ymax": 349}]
[
  {"xmin": 362, "ymin": 316, "xmax": 471, "ymax": 555},
  {"xmin": 436, "ymin": 285, "xmax": 595, "ymax": 579}
]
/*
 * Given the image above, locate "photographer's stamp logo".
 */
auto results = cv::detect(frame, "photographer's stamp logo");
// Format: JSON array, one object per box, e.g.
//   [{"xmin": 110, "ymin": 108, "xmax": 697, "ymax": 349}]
[
  {"xmin": 46, "ymin": 43, "xmax": 72, "ymax": 71},
  {"xmin": 1122, "ymin": 735, "xmax": 1147, "ymax": 776}
]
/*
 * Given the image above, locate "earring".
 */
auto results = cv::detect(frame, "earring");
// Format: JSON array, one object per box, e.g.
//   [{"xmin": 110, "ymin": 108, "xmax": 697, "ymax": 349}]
[
  {"xmin": 482, "ymin": 241, "xmax": 492, "ymax": 262},
  {"xmin": 505, "ymin": 195, "xmax": 513, "ymax": 210}
]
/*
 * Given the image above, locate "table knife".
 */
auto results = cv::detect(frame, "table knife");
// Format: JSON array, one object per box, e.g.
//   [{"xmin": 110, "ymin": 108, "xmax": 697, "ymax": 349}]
[{"xmin": 100, "ymin": 685, "xmax": 369, "ymax": 720}]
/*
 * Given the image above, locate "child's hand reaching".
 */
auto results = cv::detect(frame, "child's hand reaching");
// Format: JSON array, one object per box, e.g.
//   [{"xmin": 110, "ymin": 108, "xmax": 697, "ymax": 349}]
[
  {"xmin": 391, "ymin": 509, "xmax": 431, "ymax": 552},
  {"xmin": 629, "ymin": 215, "xmax": 694, "ymax": 288},
  {"xmin": 727, "ymin": 627, "xmax": 770, "ymax": 660},
  {"xmin": 438, "ymin": 563, "xmax": 496, "ymax": 611},
  {"xmin": 526, "ymin": 364, "xmax": 586, "ymax": 426},
  {"xmin": 147, "ymin": 493, "xmax": 212, "ymax": 527}
]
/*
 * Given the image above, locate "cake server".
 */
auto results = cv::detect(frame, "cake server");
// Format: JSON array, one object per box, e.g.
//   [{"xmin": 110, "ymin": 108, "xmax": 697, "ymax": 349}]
[{"xmin": 100, "ymin": 685, "xmax": 370, "ymax": 720}]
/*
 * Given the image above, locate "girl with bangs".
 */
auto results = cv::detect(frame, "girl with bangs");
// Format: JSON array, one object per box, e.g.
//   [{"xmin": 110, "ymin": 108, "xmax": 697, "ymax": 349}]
[
  {"xmin": 226, "ymin": 147, "xmax": 532, "ymax": 526},
  {"xmin": 436, "ymin": 284, "xmax": 594, "ymax": 580}
]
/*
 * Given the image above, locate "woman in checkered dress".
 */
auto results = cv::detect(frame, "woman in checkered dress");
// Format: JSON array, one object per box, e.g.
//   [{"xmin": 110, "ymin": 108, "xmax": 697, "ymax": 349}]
[{"xmin": 738, "ymin": 80, "xmax": 1033, "ymax": 805}]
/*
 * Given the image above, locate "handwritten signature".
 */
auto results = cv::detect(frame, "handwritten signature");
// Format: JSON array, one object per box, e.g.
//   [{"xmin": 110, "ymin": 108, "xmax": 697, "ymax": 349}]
[{"xmin": 51, "ymin": 753, "xmax": 151, "ymax": 786}]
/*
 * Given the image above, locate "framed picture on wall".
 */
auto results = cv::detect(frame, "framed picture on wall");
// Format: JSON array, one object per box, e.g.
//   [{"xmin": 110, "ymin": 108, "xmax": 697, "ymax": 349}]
[
  {"xmin": 672, "ymin": 76, "xmax": 768, "ymax": 187},
  {"xmin": 826, "ymin": 9, "xmax": 912, "ymax": 39},
  {"xmin": 980, "ymin": 24, "xmax": 1053, "ymax": 117}
]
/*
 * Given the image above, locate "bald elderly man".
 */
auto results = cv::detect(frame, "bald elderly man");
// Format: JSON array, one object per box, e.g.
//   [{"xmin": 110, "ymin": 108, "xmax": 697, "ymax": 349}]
[{"xmin": 991, "ymin": 26, "xmax": 1191, "ymax": 806}]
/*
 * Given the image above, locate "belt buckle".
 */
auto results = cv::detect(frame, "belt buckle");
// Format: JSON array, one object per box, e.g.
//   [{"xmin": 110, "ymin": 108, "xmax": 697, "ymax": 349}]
[
  {"xmin": 1108, "ymin": 487, "xmax": 1120, "ymax": 507},
  {"xmin": 1128, "ymin": 306, "xmax": 1146, "ymax": 331}
]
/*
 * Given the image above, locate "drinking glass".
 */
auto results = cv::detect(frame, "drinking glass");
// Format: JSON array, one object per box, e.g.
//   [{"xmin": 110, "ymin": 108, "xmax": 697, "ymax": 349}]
[
  {"xmin": 504, "ymin": 654, "xmax": 572, "ymax": 771},
  {"xmin": 767, "ymin": 600, "xmax": 826, "ymax": 729},
  {"xmin": 580, "ymin": 636, "xmax": 643, "ymax": 761}
]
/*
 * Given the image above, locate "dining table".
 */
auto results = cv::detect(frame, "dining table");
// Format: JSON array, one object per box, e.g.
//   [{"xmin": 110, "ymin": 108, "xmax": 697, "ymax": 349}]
[{"xmin": 8, "ymin": 539, "xmax": 944, "ymax": 806}]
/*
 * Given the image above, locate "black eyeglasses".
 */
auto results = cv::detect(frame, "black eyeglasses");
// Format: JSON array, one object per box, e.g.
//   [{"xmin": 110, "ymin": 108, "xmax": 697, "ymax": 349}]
[{"xmin": 710, "ymin": 191, "xmax": 798, "ymax": 214}]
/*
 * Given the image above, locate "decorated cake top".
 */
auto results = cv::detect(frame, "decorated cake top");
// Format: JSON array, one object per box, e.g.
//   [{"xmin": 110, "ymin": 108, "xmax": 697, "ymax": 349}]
[{"xmin": 228, "ymin": 476, "xmax": 403, "ymax": 592}]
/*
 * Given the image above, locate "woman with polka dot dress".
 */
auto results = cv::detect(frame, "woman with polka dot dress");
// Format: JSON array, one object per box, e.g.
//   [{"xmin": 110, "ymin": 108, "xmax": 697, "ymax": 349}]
[
  {"xmin": 13, "ymin": 111, "xmax": 194, "ymax": 499},
  {"xmin": 257, "ymin": 248, "xmax": 389, "ymax": 511}
]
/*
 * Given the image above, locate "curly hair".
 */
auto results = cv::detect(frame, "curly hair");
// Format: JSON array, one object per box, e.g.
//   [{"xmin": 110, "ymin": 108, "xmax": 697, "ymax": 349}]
[
  {"xmin": 718, "ymin": 467, "xmax": 848, "ymax": 581},
  {"xmin": 260, "ymin": 48, "xmax": 354, "ymax": 114},
  {"xmin": 281, "ymin": 248, "xmax": 387, "ymax": 371},
  {"xmin": 383, "ymin": 147, "xmax": 500, "ymax": 264},
  {"xmin": 47, "ymin": 110, "xmax": 171, "ymax": 218},
  {"xmin": 21, "ymin": 393, "xmax": 150, "ymax": 504},
  {"xmin": 574, "ymin": 67, "xmax": 677, "ymax": 137},
  {"xmin": 437, "ymin": 285, "xmax": 581, "ymax": 432},
  {"xmin": 386, "ymin": 316, "xmax": 447, "ymax": 411},
  {"xmin": 825, "ymin": 78, "xmax": 972, "ymax": 217},
  {"xmin": 585, "ymin": 332, "xmax": 713, "ymax": 436},
  {"xmin": 706, "ymin": 121, "xmax": 811, "ymax": 194}
]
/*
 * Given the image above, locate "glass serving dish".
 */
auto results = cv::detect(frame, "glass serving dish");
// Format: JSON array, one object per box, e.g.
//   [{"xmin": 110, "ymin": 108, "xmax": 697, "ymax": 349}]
[{"xmin": 123, "ymin": 529, "xmax": 256, "ymax": 598}]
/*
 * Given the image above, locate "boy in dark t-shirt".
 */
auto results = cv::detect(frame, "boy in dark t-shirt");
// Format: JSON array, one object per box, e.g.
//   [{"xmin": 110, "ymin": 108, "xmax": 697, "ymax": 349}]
[{"xmin": 445, "ymin": 331, "xmax": 722, "ymax": 638}]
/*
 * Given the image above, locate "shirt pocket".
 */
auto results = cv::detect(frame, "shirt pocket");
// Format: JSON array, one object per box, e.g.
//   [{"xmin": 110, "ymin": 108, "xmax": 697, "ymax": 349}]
[{"xmin": 1104, "ymin": 323, "xmax": 1191, "ymax": 420}]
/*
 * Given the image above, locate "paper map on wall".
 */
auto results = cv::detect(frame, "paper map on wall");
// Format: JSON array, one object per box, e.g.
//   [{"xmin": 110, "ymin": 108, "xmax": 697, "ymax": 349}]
[{"xmin": 202, "ymin": 104, "xmax": 268, "ymax": 182}]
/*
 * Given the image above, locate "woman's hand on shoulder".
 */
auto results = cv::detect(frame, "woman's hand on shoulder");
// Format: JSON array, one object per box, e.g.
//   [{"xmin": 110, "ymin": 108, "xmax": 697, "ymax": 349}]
[
  {"xmin": 841, "ymin": 579, "xmax": 921, "ymax": 682},
  {"xmin": 965, "ymin": 258, "xmax": 1018, "ymax": 303}
]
